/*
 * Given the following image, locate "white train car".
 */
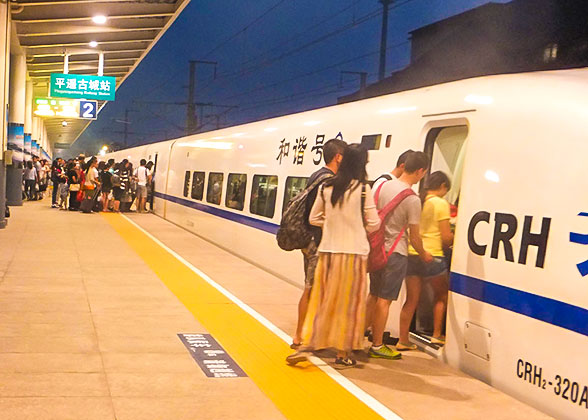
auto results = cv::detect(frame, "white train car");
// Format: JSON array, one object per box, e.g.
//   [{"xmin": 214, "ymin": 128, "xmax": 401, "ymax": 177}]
[{"xmin": 106, "ymin": 68, "xmax": 588, "ymax": 420}]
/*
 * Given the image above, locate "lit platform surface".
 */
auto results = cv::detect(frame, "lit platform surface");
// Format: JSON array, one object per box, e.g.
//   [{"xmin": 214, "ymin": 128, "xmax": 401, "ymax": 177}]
[{"xmin": 0, "ymin": 201, "xmax": 554, "ymax": 420}]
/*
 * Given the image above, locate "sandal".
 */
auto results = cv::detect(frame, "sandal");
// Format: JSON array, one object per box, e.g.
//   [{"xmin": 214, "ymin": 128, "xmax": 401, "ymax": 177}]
[
  {"xmin": 286, "ymin": 351, "xmax": 310, "ymax": 365},
  {"xmin": 396, "ymin": 342, "xmax": 418, "ymax": 351},
  {"xmin": 290, "ymin": 342, "xmax": 301, "ymax": 350},
  {"xmin": 334, "ymin": 357, "xmax": 357, "ymax": 369},
  {"xmin": 430, "ymin": 336, "xmax": 445, "ymax": 345}
]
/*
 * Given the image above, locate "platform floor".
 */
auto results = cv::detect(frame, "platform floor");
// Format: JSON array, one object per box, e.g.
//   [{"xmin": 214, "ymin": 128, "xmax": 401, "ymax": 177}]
[{"xmin": 0, "ymin": 201, "xmax": 554, "ymax": 420}]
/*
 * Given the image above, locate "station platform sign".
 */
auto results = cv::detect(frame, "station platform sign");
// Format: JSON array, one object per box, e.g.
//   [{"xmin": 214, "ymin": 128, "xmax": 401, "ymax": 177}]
[
  {"xmin": 50, "ymin": 73, "xmax": 115, "ymax": 101},
  {"xmin": 34, "ymin": 97, "xmax": 97, "ymax": 120}
]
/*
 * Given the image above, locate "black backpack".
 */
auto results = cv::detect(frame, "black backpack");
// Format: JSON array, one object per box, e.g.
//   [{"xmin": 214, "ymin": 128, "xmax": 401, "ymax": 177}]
[{"xmin": 276, "ymin": 173, "xmax": 332, "ymax": 251}]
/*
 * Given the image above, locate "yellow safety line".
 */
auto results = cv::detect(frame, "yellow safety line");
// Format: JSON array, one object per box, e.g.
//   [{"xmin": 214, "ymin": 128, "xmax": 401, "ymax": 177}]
[{"xmin": 103, "ymin": 213, "xmax": 386, "ymax": 420}]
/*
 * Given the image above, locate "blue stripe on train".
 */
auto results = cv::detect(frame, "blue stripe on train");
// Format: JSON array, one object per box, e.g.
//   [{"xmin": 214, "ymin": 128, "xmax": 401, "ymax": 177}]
[
  {"xmin": 154, "ymin": 191, "xmax": 280, "ymax": 234},
  {"xmin": 450, "ymin": 272, "xmax": 588, "ymax": 337}
]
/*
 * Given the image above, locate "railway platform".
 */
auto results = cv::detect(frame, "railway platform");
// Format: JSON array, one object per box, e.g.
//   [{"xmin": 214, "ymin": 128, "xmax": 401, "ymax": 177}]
[{"xmin": 0, "ymin": 201, "xmax": 554, "ymax": 420}]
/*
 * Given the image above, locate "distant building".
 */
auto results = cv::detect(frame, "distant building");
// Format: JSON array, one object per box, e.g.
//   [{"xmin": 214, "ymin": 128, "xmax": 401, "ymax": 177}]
[{"xmin": 339, "ymin": 0, "xmax": 588, "ymax": 103}]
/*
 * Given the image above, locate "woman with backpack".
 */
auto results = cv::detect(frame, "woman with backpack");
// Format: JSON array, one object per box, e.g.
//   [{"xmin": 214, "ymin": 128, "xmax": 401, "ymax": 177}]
[{"xmin": 286, "ymin": 144, "xmax": 381, "ymax": 369}]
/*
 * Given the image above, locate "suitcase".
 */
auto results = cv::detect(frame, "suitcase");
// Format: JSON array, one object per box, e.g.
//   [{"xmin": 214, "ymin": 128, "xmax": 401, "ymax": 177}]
[{"xmin": 80, "ymin": 188, "xmax": 100, "ymax": 213}]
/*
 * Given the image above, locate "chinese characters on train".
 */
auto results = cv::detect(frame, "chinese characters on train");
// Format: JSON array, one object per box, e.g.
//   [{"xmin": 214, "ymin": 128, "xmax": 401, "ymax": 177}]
[{"xmin": 276, "ymin": 133, "xmax": 342, "ymax": 165}]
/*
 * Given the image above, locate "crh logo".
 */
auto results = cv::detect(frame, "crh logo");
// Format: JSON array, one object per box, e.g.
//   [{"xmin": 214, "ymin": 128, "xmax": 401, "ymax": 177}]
[{"xmin": 570, "ymin": 212, "xmax": 588, "ymax": 277}]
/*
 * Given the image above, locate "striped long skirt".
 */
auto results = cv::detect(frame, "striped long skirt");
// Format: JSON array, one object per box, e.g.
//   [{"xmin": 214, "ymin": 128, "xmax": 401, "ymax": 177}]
[{"xmin": 301, "ymin": 252, "xmax": 368, "ymax": 352}]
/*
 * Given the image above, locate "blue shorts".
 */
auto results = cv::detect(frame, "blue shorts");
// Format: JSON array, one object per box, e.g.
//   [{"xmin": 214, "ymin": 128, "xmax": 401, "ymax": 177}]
[
  {"xmin": 369, "ymin": 253, "xmax": 407, "ymax": 301},
  {"xmin": 406, "ymin": 255, "xmax": 448, "ymax": 278}
]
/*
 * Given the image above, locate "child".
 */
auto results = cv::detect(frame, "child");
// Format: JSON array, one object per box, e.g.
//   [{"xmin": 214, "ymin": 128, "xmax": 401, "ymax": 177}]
[{"xmin": 57, "ymin": 182, "xmax": 69, "ymax": 210}]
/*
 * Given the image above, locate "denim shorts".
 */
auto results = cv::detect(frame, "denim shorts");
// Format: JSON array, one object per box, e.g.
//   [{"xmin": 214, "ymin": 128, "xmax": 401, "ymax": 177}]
[
  {"xmin": 406, "ymin": 255, "xmax": 448, "ymax": 279},
  {"xmin": 369, "ymin": 253, "xmax": 407, "ymax": 301}
]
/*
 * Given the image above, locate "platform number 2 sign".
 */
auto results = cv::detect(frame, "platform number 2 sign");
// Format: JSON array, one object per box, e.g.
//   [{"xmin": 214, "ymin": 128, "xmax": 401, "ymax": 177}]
[{"xmin": 79, "ymin": 100, "xmax": 97, "ymax": 120}]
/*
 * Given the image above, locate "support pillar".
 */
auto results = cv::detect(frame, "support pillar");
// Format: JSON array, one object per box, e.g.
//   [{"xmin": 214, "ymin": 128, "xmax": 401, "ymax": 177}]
[
  {"xmin": 0, "ymin": 2, "xmax": 10, "ymax": 228},
  {"xmin": 24, "ymin": 79, "xmax": 32, "ymax": 160},
  {"xmin": 6, "ymin": 53, "xmax": 26, "ymax": 206}
]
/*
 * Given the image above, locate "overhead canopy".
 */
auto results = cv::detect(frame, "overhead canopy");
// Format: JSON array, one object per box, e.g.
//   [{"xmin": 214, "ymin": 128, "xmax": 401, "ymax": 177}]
[{"xmin": 11, "ymin": 0, "xmax": 191, "ymax": 148}]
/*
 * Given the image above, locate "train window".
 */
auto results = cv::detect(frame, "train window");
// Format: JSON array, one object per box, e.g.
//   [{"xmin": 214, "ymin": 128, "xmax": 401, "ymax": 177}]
[
  {"xmin": 385, "ymin": 134, "xmax": 392, "ymax": 148},
  {"xmin": 226, "ymin": 173, "xmax": 247, "ymax": 211},
  {"xmin": 191, "ymin": 171, "xmax": 205, "ymax": 200},
  {"xmin": 250, "ymin": 175, "xmax": 278, "ymax": 218},
  {"xmin": 361, "ymin": 134, "xmax": 381, "ymax": 150},
  {"xmin": 206, "ymin": 172, "xmax": 224, "ymax": 205},
  {"xmin": 283, "ymin": 176, "xmax": 308, "ymax": 213},
  {"xmin": 183, "ymin": 171, "xmax": 190, "ymax": 197}
]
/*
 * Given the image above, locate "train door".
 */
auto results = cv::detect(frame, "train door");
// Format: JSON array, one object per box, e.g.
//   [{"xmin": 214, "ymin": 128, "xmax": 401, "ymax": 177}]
[{"xmin": 411, "ymin": 123, "xmax": 469, "ymax": 349}]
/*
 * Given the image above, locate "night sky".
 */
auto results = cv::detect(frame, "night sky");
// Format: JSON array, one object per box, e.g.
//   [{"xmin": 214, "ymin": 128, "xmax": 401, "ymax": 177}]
[{"xmin": 73, "ymin": 0, "xmax": 511, "ymax": 155}]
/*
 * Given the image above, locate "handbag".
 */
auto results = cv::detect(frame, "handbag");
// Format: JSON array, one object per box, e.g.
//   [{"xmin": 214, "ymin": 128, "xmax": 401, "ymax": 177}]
[
  {"xmin": 69, "ymin": 184, "xmax": 80, "ymax": 192},
  {"xmin": 76, "ymin": 189, "xmax": 84, "ymax": 202}
]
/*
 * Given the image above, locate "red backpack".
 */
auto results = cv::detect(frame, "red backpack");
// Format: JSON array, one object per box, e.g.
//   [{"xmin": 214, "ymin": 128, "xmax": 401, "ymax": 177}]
[{"xmin": 367, "ymin": 182, "xmax": 415, "ymax": 273}]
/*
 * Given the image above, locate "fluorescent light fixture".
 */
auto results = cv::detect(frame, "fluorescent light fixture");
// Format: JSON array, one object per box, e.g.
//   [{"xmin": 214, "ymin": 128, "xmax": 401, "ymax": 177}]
[
  {"xmin": 303, "ymin": 120, "xmax": 321, "ymax": 126},
  {"xmin": 264, "ymin": 127, "xmax": 278, "ymax": 132},
  {"xmin": 465, "ymin": 94, "xmax": 493, "ymax": 105},
  {"xmin": 89, "ymin": 41, "xmax": 98, "ymax": 48},
  {"xmin": 92, "ymin": 15, "xmax": 107, "ymax": 24},
  {"xmin": 378, "ymin": 106, "xmax": 417, "ymax": 114},
  {"xmin": 484, "ymin": 170, "xmax": 500, "ymax": 183},
  {"xmin": 61, "ymin": 121, "xmax": 68, "ymax": 127}
]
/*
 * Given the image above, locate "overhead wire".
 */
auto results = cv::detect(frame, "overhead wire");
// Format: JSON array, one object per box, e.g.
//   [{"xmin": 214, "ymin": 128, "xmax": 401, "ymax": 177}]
[{"xmin": 215, "ymin": 40, "xmax": 409, "ymax": 103}]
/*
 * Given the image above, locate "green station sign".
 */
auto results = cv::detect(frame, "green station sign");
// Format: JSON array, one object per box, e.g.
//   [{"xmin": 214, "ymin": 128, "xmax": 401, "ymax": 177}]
[{"xmin": 50, "ymin": 73, "xmax": 116, "ymax": 101}]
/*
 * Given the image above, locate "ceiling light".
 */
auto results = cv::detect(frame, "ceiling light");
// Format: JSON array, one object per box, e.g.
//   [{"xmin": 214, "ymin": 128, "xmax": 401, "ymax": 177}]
[
  {"xmin": 89, "ymin": 41, "xmax": 98, "ymax": 48},
  {"xmin": 92, "ymin": 15, "xmax": 107, "ymax": 24},
  {"xmin": 61, "ymin": 121, "xmax": 68, "ymax": 127}
]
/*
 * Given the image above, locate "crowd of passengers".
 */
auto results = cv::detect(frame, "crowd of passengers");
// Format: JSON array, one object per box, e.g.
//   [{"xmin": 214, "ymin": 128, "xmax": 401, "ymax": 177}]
[
  {"xmin": 22, "ymin": 154, "xmax": 154, "ymax": 213},
  {"xmin": 286, "ymin": 139, "xmax": 455, "ymax": 369}
]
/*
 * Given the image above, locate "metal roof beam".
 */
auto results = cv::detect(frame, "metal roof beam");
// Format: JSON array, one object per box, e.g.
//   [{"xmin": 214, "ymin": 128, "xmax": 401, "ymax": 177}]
[
  {"xmin": 24, "ymin": 39, "xmax": 153, "ymax": 48},
  {"xmin": 14, "ymin": 1, "xmax": 159, "ymax": 6},
  {"xmin": 30, "ymin": 57, "xmax": 137, "ymax": 66},
  {"xmin": 19, "ymin": 27, "xmax": 164, "ymax": 38},
  {"xmin": 30, "ymin": 64, "xmax": 131, "ymax": 73},
  {"xmin": 13, "ymin": 13, "xmax": 173, "ymax": 23},
  {"xmin": 29, "ymin": 48, "xmax": 144, "ymax": 58}
]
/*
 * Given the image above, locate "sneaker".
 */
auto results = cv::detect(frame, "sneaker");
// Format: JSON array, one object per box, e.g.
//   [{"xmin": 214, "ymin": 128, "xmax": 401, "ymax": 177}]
[
  {"xmin": 396, "ymin": 342, "xmax": 418, "ymax": 351},
  {"xmin": 286, "ymin": 351, "xmax": 311, "ymax": 365},
  {"xmin": 368, "ymin": 345, "xmax": 402, "ymax": 360},
  {"xmin": 334, "ymin": 357, "xmax": 357, "ymax": 369}
]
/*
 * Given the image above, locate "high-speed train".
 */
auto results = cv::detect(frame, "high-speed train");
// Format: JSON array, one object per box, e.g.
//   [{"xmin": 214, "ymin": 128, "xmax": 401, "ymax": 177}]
[{"xmin": 106, "ymin": 68, "xmax": 588, "ymax": 420}]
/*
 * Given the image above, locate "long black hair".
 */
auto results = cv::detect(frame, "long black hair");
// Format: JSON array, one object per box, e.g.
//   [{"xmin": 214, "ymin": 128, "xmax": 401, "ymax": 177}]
[
  {"xmin": 325, "ymin": 143, "xmax": 368, "ymax": 207},
  {"xmin": 85, "ymin": 157, "xmax": 97, "ymax": 173},
  {"xmin": 421, "ymin": 171, "xmax": 451, "ymax": 202}
]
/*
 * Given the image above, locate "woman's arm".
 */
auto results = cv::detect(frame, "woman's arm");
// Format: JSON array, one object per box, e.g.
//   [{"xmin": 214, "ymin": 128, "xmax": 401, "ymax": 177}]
[
  {"xmin": 439, "ymin": 219, "xmax": 454, "ymax": 247},
  {"xmin": 308, "ymin": 186, "xmax": 325, "ymax": 227},
  {"xmin": 362, "ymin": 184, "xmax": 381, "ymax": 233}
]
